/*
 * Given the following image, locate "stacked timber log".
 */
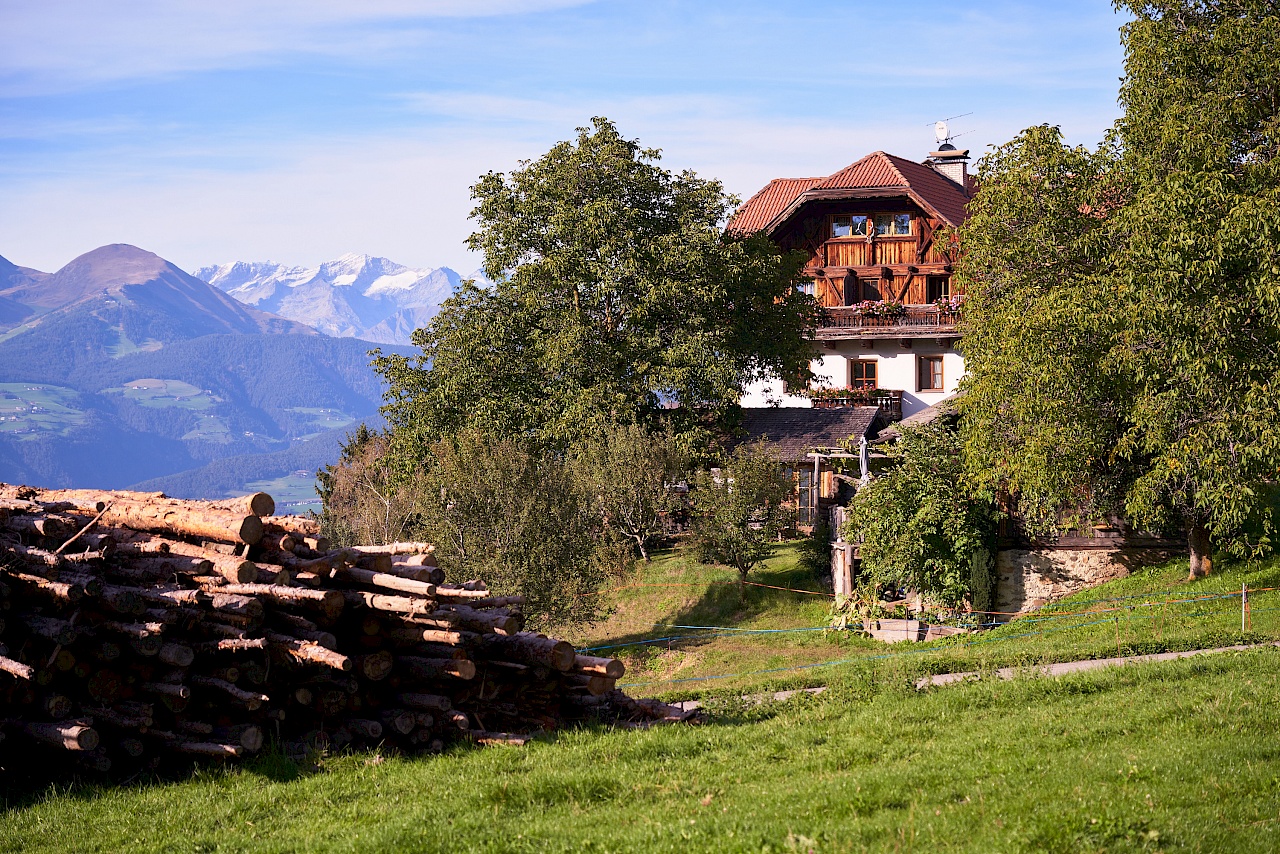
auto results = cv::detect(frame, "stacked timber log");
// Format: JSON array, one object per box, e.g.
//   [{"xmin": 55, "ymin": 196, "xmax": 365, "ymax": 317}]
[{"xmin": 0, "ymin": 485, "xmax": 687, "ymax": 777}]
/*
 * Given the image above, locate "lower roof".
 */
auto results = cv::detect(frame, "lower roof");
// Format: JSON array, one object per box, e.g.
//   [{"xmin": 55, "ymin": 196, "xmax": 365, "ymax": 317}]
[{"xmin": 737, "ymin": 406, "xmax": 885, "ymax": 462}]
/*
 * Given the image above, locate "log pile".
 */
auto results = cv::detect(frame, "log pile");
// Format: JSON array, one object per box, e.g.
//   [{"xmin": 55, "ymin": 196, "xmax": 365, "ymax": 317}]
[{"xmin": 0, "ymin": 485, "xmax": 687, "ymax": 777}]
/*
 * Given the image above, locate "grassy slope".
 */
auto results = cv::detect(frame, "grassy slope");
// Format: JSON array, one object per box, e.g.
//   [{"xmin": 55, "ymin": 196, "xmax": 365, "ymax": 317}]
[
  {"xmin": 561, "ymin": 544, "xmax": 843, "ymax": 696},
  {"xmin": 3, "ymin": 649, "xmax": 1278, "ymax": 853},
  {"xmin": 572, "ymin": 544, "xmax": 1280, "ymax": 702},
  {"xmin": 5, "ymin": 548, "xmax": 1280, "ymax": 852}
]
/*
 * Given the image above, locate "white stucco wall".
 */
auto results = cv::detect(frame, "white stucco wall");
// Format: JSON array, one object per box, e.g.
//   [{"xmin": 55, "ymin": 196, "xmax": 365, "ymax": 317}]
[{"xmin": 740, "ymin": 341, "xmax": 964, "ymax": 418}]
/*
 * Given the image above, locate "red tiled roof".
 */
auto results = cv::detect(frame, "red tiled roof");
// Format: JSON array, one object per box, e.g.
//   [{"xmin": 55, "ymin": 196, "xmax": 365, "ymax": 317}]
[
  {"xmin": 727, "ymin": 177, "xmax": 824, "ymax": 234},
  {"xmin": 816, "ymin": 151, "xmax": 912, "ymax": 191},
  {"xmin": 731, "ymin": 150, "xmax": 972, "ymax": 234}
]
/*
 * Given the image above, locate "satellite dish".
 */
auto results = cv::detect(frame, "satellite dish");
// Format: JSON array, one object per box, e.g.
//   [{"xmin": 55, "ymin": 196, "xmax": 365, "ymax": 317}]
[{"xmin": 934, "ymin": 121, "xmax": 950, "ymax": 143}]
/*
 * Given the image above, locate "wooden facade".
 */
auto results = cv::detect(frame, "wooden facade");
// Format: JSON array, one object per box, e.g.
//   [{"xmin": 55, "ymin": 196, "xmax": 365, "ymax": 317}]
[
  {"xmin": 732, "ymin": 149, "xmax": 972, "ymax": 418},
  {"xmin": 778, "ymin": 206, "xmax": 960, "ymax": 309},
  {"xmin": 730, "ymin": 149, "xmax": 974, "ymax": 332}
]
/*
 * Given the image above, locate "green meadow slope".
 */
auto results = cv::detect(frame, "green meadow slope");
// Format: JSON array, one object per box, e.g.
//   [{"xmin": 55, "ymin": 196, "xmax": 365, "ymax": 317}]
[{"xmin": 5, "ymin": 549, "xmax": 1280, "ymax": 853}]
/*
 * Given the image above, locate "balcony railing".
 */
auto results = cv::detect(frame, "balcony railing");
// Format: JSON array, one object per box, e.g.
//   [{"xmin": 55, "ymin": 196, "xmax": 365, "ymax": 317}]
[
  {"xmin": 812, "ymin": 389, "xmax": 903, "ymax": 422},
  {"xmin": 817, "ymin": 306, "xmax": 960, "ymax": 336}
]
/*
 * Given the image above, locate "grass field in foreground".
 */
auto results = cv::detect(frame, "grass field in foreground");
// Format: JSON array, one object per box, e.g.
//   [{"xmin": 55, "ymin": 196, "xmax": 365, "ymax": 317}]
[
  {"xmin": 4, "ymin": 547, "xmax": 1280, "ymax": 852},
  {"xmin": 3, "ymin": 647, "xmax": 1278, "ymax": 853},
  {"xmin": 570, "ymin": 544, "xmax": 1280, "ymax": 703}
]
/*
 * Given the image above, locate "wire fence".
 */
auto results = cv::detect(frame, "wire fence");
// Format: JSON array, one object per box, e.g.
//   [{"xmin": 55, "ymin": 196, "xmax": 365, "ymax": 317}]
[{"xmin": 598, "ymin": 583, "xmax": 1280, "ymax": 689}]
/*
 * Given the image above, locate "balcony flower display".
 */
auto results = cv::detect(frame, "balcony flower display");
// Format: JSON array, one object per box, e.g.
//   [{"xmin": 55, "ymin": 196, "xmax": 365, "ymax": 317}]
[
  {"xmin": 933, "ymin": 295, "xmax": 966, "ymax": 313},
  {"xmin": 804, "ymin": 386, "xmax": 898, "ymax": 408},
  {"xmin": 807, "ymin": 385, "xmax": 873, "ymax": 404},
  {"xmin": 849, "ymin": 299, "xmax": 906, "ymax": 317}
]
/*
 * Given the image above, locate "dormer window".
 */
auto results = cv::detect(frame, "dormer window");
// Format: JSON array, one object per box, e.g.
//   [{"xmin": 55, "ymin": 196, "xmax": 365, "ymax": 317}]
[
  {"xmin": 874, "ymin": 213, "xmax": 912, "ymax": 236},
  {"xmin": 831, "ymin": 215, "xmax": 868, "ymax": 237}
]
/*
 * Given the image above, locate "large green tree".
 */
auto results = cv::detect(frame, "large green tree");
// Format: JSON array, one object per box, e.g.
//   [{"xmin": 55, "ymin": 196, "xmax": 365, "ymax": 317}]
[
  {"xmin": 958, "ymin": 0, "xmax": 1280, "ymax": 578},
  {"xmin": 373, "ymin": 117, "xmax": 816, "ymax": 456}
]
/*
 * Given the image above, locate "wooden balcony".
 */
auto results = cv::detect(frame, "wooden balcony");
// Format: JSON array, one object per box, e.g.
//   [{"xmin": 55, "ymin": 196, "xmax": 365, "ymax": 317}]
[
  {"xmin": 815, "ymin": 306, "xmax": 960, "ymax": 340},
  {"xmin": 812, "ymin": 389, "xmax": 903, "ymax": 422}
]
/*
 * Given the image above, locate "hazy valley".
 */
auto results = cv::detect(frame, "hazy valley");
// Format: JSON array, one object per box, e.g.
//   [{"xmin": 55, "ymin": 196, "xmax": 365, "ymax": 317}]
[{"xmin": 0, "ymin": 244, "xmax": 421, "ymax": 510}]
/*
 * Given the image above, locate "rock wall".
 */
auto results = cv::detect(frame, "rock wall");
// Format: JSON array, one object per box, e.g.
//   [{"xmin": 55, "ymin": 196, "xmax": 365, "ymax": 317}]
[{"xmin": 995, "ymin": 547, "xmax": 1180, "ymax": 615}]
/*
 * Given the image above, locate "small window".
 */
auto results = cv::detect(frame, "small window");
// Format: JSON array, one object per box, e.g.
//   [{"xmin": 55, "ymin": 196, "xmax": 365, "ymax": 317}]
[
  {"xmin": 798, "ymin": 469, "xmax": 816, "ymax": 526},
  {"xmin": 796, "ymin": 280, "xmax": 816, "ymax": 297},
  {"xmin": 874, "ymin": 213, "xmax": 911, "ymax": 236},
  {"xmin": 926, "ymin": 276, "xmax": 950, "ymax": 302},
  {"xmin": 850, "ymin": 359, "xmax": 877, "ymax": 390},
  {"xmin": 831, "ymin": 215, "xmax": 868, "ymax": 238},
  {"xmin": 918, "ymin": 356, "xmax": 944, "ymax": 392},
  {"xmin": 861, "ymin": 278, "xmax": 882, "ymax": 301}
]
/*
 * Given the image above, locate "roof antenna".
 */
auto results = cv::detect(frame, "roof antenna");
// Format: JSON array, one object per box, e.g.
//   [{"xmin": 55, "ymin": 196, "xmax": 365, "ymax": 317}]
[{"xmin": 929, "ymin": 113, "xmax": 972, "ymax": 151}]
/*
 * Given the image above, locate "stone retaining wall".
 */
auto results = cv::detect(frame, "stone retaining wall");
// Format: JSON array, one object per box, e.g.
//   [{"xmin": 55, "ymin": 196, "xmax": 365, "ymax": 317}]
[{"xmin": 995, "ymin": 547, "xmax": 1180, "ymax": 615}]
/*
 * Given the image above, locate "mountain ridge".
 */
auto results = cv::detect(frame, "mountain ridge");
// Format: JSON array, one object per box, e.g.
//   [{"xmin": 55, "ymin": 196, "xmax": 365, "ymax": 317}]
[
  {"xmin": 0, "ymin": 244, "xmax": 318, "ymax": 341},
  {"xmin": 194, "ymin": 253, "xmax": 477, "ymax": 344},
  {"xmin": 0, "ymin": 243, "xmax": 406, "ymax": 493}
]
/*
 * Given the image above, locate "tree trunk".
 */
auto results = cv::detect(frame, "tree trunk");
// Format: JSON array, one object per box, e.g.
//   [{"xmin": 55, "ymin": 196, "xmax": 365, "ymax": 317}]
[{"xmin": 1188, "ymin": 521, "xmax": 1213, "ymax": 580}]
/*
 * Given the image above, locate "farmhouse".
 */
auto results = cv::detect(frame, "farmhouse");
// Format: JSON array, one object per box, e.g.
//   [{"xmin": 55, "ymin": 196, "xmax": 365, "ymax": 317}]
[
  {"xmin": 733, "ymin": 143, "xmax": 973, "ymax": 418},
  {"xmin": 730, "ymin": 140, "xmax": 974, "ymax": 529}
]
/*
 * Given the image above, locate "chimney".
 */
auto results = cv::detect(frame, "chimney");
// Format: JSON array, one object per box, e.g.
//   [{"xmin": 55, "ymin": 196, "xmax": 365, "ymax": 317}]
[{"xmin": 926, "ymin": 144, "xmax": 970, "ymax": 190}]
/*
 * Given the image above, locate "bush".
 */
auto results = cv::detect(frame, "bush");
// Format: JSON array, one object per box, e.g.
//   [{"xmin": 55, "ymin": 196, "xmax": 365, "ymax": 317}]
[
  {"xmin": 797, "ymin": 516, "xmax": 833, "ymax": 585},
  {"xmin": 316, "ymin": 425, "xmax": 424, "ymax": 547},
  {"xmin": 412, "ymin": 430, "xmax": 606, "ymax": 627},
  {"xmin": 569, "ymin": 422, "xmax": 686, "ymax": 561},
  {"xmin": 845, "ymin": 422, "xmax": 998, "ymax": 607}
]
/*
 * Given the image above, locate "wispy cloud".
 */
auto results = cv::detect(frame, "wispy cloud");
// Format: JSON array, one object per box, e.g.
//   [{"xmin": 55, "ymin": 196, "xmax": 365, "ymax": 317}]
[
  {"xmin": 0, "ymin": 0, "xmax": 1127, "ymax": 275},
  {"xmin": 0, "ymin": 86, "xmax": 1119, "ymax": 275},
  {"xmin": 0, "ymin": 0, "xmax": 595, "ymax": 93}
]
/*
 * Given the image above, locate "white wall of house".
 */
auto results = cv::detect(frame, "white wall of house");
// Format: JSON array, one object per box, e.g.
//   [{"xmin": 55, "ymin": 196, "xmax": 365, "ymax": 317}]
[
  {"xmin": 740, "ymin": 341, "xmax": 964, "ymax": 418},
  {"xmin": 739, "ymin": 380, "xmax": 808, "ymax": 407}
]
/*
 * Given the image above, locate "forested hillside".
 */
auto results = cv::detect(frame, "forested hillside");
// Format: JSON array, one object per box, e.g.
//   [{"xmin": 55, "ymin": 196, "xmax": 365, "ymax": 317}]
[
  {"xmin": 0, "ymin": 334, "xmax": 408, "ymax": 490},
  {"xmin": 0, "ymin": 244, "xmax": 413, "ymax": 492}
]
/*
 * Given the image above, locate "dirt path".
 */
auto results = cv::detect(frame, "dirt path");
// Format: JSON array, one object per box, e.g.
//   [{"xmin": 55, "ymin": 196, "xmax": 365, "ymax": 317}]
[
  {"xmin": 915, "ymin": 641, "xmax": 1280, "ymax": 690},
  {"xmin": 665, "ymin": 641, "xmax": 1280, "ymax": 711}
]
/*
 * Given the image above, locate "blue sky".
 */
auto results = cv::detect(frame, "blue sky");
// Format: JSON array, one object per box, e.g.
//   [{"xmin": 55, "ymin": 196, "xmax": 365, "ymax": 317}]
[{"xmin": 0, "ymin": 1, "xmax": 1127, "ymax": 274}]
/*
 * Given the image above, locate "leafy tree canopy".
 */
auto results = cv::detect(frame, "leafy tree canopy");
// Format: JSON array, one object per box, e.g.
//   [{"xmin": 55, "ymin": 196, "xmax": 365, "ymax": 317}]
[
  {"xmin": 958, "ymin": 0, "xmax": 1280, "ymax": 578},
  {"xmin": 846, "ymin": 422, "xmax": 998, "ymax": 609},
  {"xmin": 373, "ymin": 117, "xmax": 816, "ymax": 458},
  {"xmin": 689, "ymin": 441, "xmax": 792, "ymax": 583}
]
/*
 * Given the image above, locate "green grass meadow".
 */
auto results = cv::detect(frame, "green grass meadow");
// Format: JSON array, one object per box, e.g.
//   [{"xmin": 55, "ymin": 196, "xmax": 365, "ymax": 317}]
[
  {"xmin": 108, "ymin": 378, "xmax": 217, "ymax": 410},
  {"xmin": 286, "ymin": 407, "xmax": 357, "ymax": 440},
  {"xmin": 4, "ymin": 546, "xmax": 1280, "ymax": 852},
  {"xmin": 573, "ymin": 544, "xmax": 1280, "ymax": 703}
]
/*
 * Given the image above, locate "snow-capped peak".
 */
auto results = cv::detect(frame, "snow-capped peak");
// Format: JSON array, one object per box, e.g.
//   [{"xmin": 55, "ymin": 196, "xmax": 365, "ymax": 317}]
[{"xmin": 193, "ymin": 253, "xmax": 469, "ymax": 344}]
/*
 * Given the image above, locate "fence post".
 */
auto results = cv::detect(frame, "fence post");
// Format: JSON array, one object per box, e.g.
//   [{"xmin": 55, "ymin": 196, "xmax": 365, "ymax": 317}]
[{"xmin": 1242, "ymin": 584, "xmax": 1248, "ymax": 633}]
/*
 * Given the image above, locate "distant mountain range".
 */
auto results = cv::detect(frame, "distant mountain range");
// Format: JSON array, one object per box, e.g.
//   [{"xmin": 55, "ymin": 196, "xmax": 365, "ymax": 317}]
[
  {"xmin": 194, "ymin": 253, "xmax": 478, "ymax": 345},
  {"xmin": 1, "ymin": 244, "xmax": 316, "ymax": 346},
  {"xmin": 0, "ymin": 244, "xmax": 413, "ymax": 500}
]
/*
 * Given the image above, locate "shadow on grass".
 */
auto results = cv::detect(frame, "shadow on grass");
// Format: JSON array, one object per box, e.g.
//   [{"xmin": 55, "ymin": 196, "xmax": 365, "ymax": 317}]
[
  {"xmin": 0, "ymin": 741, "xmax": 316, "ymax": 813},
  {"xmin": 578, "ymin": 541, "xmax": 836, "ymax": 656}
]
